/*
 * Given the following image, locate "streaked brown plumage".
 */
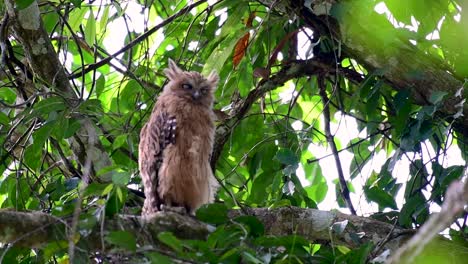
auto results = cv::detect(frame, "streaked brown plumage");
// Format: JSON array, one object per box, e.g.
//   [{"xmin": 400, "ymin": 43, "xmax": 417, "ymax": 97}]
[{"xmin": 139, "ymin": 59, "xmax": 219, "ymax": 216}]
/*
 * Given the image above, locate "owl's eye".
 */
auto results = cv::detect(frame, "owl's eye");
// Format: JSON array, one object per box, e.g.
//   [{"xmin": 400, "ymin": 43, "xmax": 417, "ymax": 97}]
[
  {"xmin": 182, "ymin": 83, "xmax": 192, "ymax": 90},
  {"xmin": 200, "ymin": 88, "xmax": 208, "ymax": 95}
]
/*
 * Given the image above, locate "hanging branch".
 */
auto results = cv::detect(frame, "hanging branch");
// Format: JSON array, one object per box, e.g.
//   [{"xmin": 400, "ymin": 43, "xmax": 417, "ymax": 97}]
[
  {"xmin": 317, "ymin": 75, "xmax": 357, "ymax": 215},
  {"xmin": 387, "ymin": 173, "xmax": 468, "ymax": 264}
]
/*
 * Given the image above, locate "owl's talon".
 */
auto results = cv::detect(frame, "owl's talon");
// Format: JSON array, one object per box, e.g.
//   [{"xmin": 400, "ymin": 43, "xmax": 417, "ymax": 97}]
[{"xmin": 160, "ymin": 205, "xmax": 189, "ymax": 215}]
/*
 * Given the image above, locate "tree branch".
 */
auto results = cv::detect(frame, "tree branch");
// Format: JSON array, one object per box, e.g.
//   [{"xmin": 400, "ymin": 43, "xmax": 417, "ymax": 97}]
[
  {"xmin": 283, "ymin": 0, "xmax": 468, "ymax": 139},
  {"xmin": 68, "ymin": 0, "xmax": 208, "ymax": 79},
  {"xmin": 318, "ymin": 75, "xmax": 357, "ymax": 215},
  {"xmin": 4, "ymin": 0, "xmax": 112, "ymax": 181},
  {"xmin": 212, "ymin": 59, "xmax": 356, "ymax": 168},
  {"xmin": 0, "ymin": 207, "xmax": 409, "ymax": 254},
  {"xmin": 387, "ymin": 174, "xmax": 468, "ymax": 264}
]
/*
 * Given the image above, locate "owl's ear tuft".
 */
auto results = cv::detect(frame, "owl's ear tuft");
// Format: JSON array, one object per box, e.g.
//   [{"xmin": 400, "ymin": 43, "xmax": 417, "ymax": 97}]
[
  {"xmin": 164, "ymin": 59, "xmax": 183, "ymax": 80},
  {"xmin": 207, "ymin": 71, "xmax": 219, "ymax": 89}
]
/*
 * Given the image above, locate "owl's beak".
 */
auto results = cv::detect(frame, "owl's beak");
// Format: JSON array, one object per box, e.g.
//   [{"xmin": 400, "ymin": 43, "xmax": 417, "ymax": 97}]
[{"xmin": 192, "ymin": 90, "xmax": 201, "ymax": 100}]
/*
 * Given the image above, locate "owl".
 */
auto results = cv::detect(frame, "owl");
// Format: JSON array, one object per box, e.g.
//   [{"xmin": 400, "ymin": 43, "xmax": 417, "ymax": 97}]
[{"xmin": 139, "ymin": 59, "xmax": 219, "ymax": 216}]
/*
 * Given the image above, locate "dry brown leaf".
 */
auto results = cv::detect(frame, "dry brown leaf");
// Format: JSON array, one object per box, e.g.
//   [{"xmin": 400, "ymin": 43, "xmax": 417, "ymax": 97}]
[{"xmin": 233, "ymin": 32, "xmax": 250, "ymax": 68}]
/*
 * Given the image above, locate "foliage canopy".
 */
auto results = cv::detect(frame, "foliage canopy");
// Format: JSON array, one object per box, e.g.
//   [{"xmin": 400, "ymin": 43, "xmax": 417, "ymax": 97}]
[{"xmin": 0, "ymin": 0, "xmax": 467, "ymax": 263}]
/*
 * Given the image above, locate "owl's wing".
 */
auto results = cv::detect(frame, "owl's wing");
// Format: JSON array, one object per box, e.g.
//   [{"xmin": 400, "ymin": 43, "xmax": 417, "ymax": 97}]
[{"xmin": 139, "ymin": 111, "xmax": 176, "ymax": 215}]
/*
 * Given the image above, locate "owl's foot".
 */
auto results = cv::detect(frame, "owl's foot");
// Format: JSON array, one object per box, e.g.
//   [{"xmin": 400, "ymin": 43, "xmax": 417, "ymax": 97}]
[
  {"xmin": 160, "ymin": 204, "xmax": 190, "ymax": 215},
  {"xmin": 140, "ymin": 211, "xmax": 159, "ymax": 224}
]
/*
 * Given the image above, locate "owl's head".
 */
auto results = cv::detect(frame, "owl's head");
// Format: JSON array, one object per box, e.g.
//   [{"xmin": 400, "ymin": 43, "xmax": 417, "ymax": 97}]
[{"xmin": 163, "ymin": 59, "xmax": 219, "ymax": 106}]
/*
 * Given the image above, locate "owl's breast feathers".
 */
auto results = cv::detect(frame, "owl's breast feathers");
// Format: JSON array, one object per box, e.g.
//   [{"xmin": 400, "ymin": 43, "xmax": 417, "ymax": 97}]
[
  {"xmin": 155, "ymin": 96, "xmax": 218, "ymax": 212},
  {"xmin": 140, "ymin": 59, "xmax": 219, "ymax": 216}
]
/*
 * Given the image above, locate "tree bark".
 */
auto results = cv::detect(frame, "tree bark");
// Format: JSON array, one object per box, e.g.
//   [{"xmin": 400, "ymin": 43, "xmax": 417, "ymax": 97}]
[
  {"xmin": 0, "ymin": 207, "xmax": 409, "ymax": 254},
  {"xmin": 4, "ymin": 0, "xmax": 112, "ymax": 181},
  {"xmin": 259, "ymin": 0, "xmax": 467, "ymax": 139}
]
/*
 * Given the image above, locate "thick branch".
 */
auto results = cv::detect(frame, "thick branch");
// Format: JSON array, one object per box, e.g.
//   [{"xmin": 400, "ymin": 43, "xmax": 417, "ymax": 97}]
[
  {"xmin": 4, "ymin": 1, "xmax": 72, "ymax": 97},
  {"xmin": 275, "ymin": 0, "xmax": 468, "ymax": 139},
  {"xmin": 0, "ymin": 210, "xmax": 209, "ymax": 249},
  {"xmin": 0, "ymin": 207, "xmax": 411, "ymax": 255}
]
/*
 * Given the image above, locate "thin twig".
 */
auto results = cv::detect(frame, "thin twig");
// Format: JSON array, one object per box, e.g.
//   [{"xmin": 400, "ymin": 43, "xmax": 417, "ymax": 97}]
[
  {"xmin": 306, "ymin": 128, "xmax": 388, "ymax": 164},
  {"xmin": 317, "ymin": 75, "xmax": 356, "ymax": 215},
  {"xmin": 68, "ymin": 125, "xmax": 94, "ymax": 262},
  {"xmin": 212, "ymin": 59, "xmax": 349, "ymax": 167},
  {"xmin": 69, "ymin": 0, "xmax": 208, "ymax": 79}
]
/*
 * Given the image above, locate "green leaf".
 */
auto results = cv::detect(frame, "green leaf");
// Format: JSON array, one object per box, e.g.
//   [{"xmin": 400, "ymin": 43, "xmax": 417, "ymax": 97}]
[
  {"xmin": 0, "ymin": 175, "xmax": 14, "ymax": 207},
  {"xmin": 118, "ymin": 80, "xmax": 141, "ymax": 112},
  {"xmin": 112, "ymin": 134, "xmax": 128, "ymax": 150},
  {"xmin": 255, "ymin": 235, "xmax": 310, "ymax": 248},
  {"xmin": 348, "ymin": 139, "xmax": 371, "ymax": 179},
  {"xmin": 105, "ymin": 231, "xmax": 136, "ymax": 252},
  {"xmin": 339, "ymin": 242, "xmax": 373, "ymax": 264},
  {"xmin": 157, "ymin": 232, "xmax": 183, "ymax": 253},
  {"xmin": 429, "ymin": 91, "xmax": 447, "ymax": 105},
  {"xmin": 85, "ymin": 9, "xmax": 96, "ymax": 45},
  {"xmin": 399, "ymin": 193, "xmax": 427, "ymax": 227},
  {"xmin": 364, "ymin": 186, "xmax": 397, "ymax": 210},
  {"xmin": 269, "ymin": 199, "xmax": 291, "ymax": 209},
  {"xmin": 42, "ymin": 240, "xmax": 68, "ymax": 260},
  {"xmin": 249, "ymin": 172, "xmax": 274, "ymax": 204},
  {"xmin": 105, "ymin": 186, "xmax": 126, "ymax": 217},
  {"xmin": 283, "ymin": 164, "xmax": 299, "ymax": 176},
  {"xmin": 24, "ymin": 122, "xmax": 55, "ymax": 170},
  {"xmin": 248, "ymin": 152, "xmax": 262, "ymax": 178},
  {"xmin": 64, "ymin": 118, "xmax": 81, "ymax": 138},
  {"xmin": 84, "ymin": 183, "xmax": 113, "ymax": 197},
  {"xmin": 79, "ymin": 99, "xmax": 103, "ymax": 115},
  {"xmin": 144, "ymin": 252, "xmax": 173, "ymax": 264},
  {"xmin": 64, "ymin": 178, "xmax": 80, "ymax": 191},
  {"xmin": 196, "ymin": 203, "xmax": 228, "ymax": 224},
  {"xmin": 51, "ymin": 114, "xmax": 69, "ymax": 140},
  {"xmin": 237, "ymin": 60, "xmax": 254, "ymax": 97},
  {"xmin": 0, "ymin": 112, "xmax": 9, "ymax": 125},
  {"xmin": 234, "ymin": 215, "xmax": 265, "ymax": 237},
  {"xmin": 275, "ymin": 148, "xmax": 299, "ymax": 165},
  {"xmin": 78, "ymin": 212, "xmax": 98, "ymax": 231},
  {"xmin": 15, "ymin": 0, "xmax": 35, "ymax": 10},
  {"xmin": 392, "ymin": 89, "xmax": 412, "ymax": 134},
  {"xmin": 68, "ymin": 8, "xmax": 88, "ymax": 33},
  {"xmin": 242, "ymin": 251, "xmax": 263, "ymax": 264},
  {"xmin": 0, "ymin": 87, "xmax": 17, "ymax": 104},
  {"xmin": 219, "ymin": 4, "xmax": 247, "ymax": 38},
  {"xmin": 305, "ymin": 179, "xmax": 328, "ymax": 204},
  {"xmin": 99, "ymin": 6, "xmax": 110, "ymax": 32},
  {"xmin": 203, "ymin": 32, "xmax": 246, "ymax": 75},
  {"xmin": 33, "ymin": 97, "xmax": 66, "ymax": 115},
  {"xmin": 111, "ymin": 171, "xmax": 130, "ymax": 186},
  {"xmin": 219, "ymin": 248, "xmax": 241, "ymax": 262},
  {"xmin": 438, "ymin": 165, "xmax": 464, "ymax": 186},
  {"xmin": 43, "ymin": 8, "xmax": 60, "ymax": 32},
  {"xmin": 70, "ymin": 0, "xmax": 83, "ymax": 7},
  {"xmin": 95, "ymin": 74, "xmax": 106, "ymax": 97},
  {"xmin": 406, "ymin": 160, "xmax": 427, "ymax": 198}
]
